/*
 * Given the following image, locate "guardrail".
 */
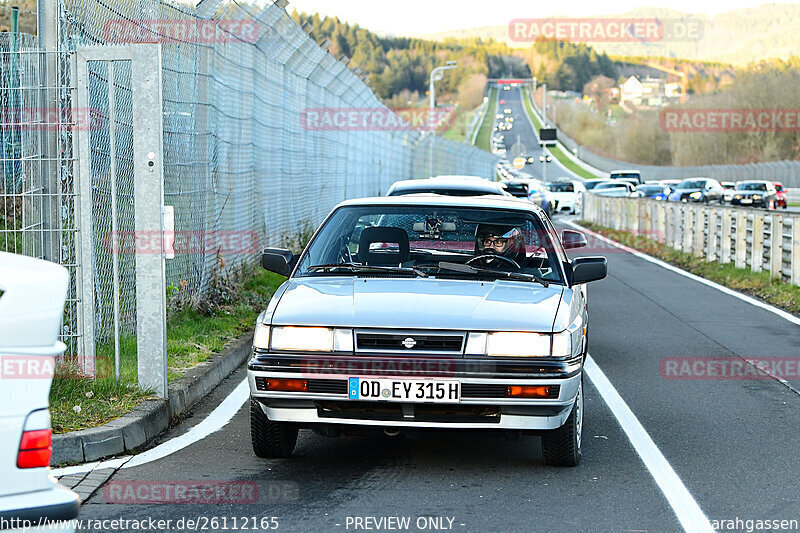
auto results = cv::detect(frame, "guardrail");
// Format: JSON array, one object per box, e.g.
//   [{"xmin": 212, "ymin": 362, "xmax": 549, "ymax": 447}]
[{"xmin": 582, "ymin": 194, "xmax": 800, "ymax": 287}]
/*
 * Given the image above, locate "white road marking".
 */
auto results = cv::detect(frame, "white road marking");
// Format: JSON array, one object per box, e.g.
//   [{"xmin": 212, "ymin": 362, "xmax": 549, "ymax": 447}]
[
  {"xmin": 51, "ymin": 378, "xmax": 249, "ymax": 477},
  {"xmin": 584, "ymin": 355, "xmax": 714, "ymax": 533},
  {"xmin": 565, "ymin": 219, "xmax": 800, "ymax": 327}
]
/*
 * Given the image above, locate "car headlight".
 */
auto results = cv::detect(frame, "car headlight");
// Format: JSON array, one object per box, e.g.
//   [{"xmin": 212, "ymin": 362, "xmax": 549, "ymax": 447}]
[
  {"xmin": 689, "ymin": 191, "xmax": 703, "ymax": 200},
  {"xmin": 734, "ymin": 194, "xmax": 741, "ymax": 199},
  {"xmin": 753, "ymin": 194, "xmax": 761, "ymax": 199},
  {"xmin": 269, "ymin": 326, "xmax": 353, "ymax": 352},
  {"xmin": 487, "ymin": 332, "xmax": 550, "ymax": 357}
]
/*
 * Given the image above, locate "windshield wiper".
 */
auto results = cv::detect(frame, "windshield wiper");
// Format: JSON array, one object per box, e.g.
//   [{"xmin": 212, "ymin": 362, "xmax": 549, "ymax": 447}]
[
  {"xmin": 436, "ymin": 262, "xmax": 549, "ymax": 287},
  {"xmin": 308, "ymin": 263, "xmax": 428, "ymax": 278}
]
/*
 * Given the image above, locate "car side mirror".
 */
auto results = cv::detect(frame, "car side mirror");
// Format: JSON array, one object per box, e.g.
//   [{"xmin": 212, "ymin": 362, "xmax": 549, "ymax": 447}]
[
  {"xmin": 571, "ymin": 257, "xmax": 607, "ymax": 285},
  {"xmin": 562, "ymin": 229, "xmax": 588, "ymax": 250},
  {"xmin": 261, "ymin": 248, "xmax": 295, "ymax": 277}
]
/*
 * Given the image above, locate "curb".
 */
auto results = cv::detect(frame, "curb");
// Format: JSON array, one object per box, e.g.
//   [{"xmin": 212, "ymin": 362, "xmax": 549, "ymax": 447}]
[{"xmin": 51, "ymin": 332, "xmax": 253, "ymax": 466}]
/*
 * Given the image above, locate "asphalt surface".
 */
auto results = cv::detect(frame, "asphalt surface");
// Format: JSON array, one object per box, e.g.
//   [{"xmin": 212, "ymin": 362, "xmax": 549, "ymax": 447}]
[
  {"xmin": 494, "ymin": 87, "xmax": 574, "ymax": 182},
  {"xmin": 66, "ymin": 88, "xmax": 800, "ymax": 532}
]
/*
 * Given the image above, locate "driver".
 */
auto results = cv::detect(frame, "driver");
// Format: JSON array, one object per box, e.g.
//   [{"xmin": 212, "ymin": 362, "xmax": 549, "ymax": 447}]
[{"xmin": 474, "ymin": 224, "xmax": 526, "ymax": 267}]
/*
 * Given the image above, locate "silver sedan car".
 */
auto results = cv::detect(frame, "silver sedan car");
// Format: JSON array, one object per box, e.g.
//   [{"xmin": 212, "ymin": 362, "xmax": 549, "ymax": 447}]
[{"xmin": 248, "ymin": 195, "xmax": 607, "ymax": 466}]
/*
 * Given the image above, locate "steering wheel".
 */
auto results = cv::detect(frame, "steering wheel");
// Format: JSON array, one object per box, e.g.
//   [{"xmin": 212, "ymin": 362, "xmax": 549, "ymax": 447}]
[{"xmin": 466, "ymin": 254, "xmax": 520, "ymax": 269}]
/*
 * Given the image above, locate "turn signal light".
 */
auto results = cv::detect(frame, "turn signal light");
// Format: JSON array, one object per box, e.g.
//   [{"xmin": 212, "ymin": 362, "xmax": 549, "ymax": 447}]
[
  {"xmin": 17, "ymin": 429, "xmax": 52, "ymax": 469},
  {"xmin": 266, "ymin": 378, "xmax": 308, "ymax": 392},
  {"xmin": 507, "ymin": 385, "xmax": 551, "ymax": 398}
]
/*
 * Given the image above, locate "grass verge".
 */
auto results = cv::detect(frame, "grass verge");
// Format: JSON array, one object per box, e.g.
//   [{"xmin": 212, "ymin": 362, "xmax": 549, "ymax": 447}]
[
  {"xmin": 474, "ymin": 87, "xmax": 498, "ymax": 151},
  {"xmin": 579, "ymin": 221, "xmax": 800, "ymax": 316},
  {"xmin": 50, "ymin": 268, "xmax": 286, "ymax": 433}
]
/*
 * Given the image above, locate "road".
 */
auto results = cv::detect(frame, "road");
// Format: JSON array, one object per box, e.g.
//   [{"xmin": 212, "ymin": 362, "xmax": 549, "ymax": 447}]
[{"xmin": 494, "ymin": 87, "xmax": 573, "ymax": 182}]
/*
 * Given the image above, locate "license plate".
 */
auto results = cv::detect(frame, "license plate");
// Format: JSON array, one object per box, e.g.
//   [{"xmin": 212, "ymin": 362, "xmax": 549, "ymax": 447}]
[
  {"xmin": 348, "ymin": 377, "xmax": 460, "ymax": 403},
  {"xmin": 741, "ymin": 198, "xmax": 752, "ymax": 204}
]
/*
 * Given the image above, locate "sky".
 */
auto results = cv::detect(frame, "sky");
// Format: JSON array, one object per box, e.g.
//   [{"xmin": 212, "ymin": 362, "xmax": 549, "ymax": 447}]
[{"xmin": 286, "ymin": 0, "xmax": 799, "ymax": 35}]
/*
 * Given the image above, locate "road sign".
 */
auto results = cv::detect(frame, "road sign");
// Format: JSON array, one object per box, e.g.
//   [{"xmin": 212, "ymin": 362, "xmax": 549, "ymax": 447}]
[{"xmin": 513, "ymin": 157, "xmax": 526, "ymax": 169}]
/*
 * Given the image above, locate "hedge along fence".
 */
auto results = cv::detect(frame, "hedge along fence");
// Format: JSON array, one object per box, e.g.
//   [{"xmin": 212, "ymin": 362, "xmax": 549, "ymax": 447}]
[{"xmin": 582, "ymin": 194, "xmax": 800, "ymax": 287}]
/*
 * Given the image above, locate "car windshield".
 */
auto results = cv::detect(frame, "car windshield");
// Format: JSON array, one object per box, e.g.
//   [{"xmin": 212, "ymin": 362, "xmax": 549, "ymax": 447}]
[
  {"xmin": 584, "ymin": 180, "xmax": 603, "ymax": 190},
  {"xmin": 548, "ymin": 183, "xmax": 575, "ymax": 192},
  {"xmin": 611, "ymin": 172, "xmax": 639, "ymax": 179},
  {"xmin": 596, "ymin": 182, "xmax": 627, "ymax": 190},
  {"xmin": 774, "ymin": 184, "xmax": 784, "ymax": 191},
  {"xmin": 737, "ymin": 182, "xmax": 767, "ymax": 191},
  {"xmin": 295, "ymin": 205, "xmax": 564, "ymax": 285},
  {"xmin": 677, "ymin": 180, "xmax": 706, "ymax": 189}
]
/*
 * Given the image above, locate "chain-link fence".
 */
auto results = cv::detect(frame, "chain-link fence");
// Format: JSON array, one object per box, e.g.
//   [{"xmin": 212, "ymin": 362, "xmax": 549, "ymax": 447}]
[{"xmin": 0, "ymin": 1, "xmax": 497, "ymax": 358}]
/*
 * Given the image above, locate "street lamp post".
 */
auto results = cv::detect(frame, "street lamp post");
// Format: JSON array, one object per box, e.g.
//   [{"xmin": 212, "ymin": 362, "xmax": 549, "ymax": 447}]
[{"xmin": 429, "ymin": 61, "xmax": 457, "ymax": 177}]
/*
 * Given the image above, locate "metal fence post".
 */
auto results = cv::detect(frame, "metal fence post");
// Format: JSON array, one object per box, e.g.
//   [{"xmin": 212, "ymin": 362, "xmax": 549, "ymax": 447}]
[
  {"xmin": 752, "ymin": 213, "xmax": 764, "ymax": 273},
  {"xmin": 720, "ymin": 209, "xmax": 732, "ymax": 264},
  {"xmin": 771, "ymin": 215, "xmax": 783, "ymax": 280},
  {"xmin": 706, "ymin": 208, "xmax": 717, "ymax": 262},
  {"xmin": 694, "ymin": 207, "xmax": 704, "ymax": 257},
  {"xmin": 793, "ymin": 217, "xmax": 800, "ymax": 286},
  {"xmin": 735, "ymin": 211, "xmax": 747, "ymax": 269}
]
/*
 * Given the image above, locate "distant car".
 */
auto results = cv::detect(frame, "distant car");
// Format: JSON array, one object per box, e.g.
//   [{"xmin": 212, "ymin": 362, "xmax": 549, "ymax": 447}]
[
  {"xmin": 721, "ymin": 181, "xmax": 737, "ymax": 203},
  {"xmin": 504, "ymin": 108, "xmax": 512, "ymax": 114},
  {"xmin": 583, "ymin": 180, "xmax": 605, "ymax": 191},
  {"xmin": 609, "ymin": 170, "xmax": 642, "ymax": 185},
  {"xmin": 636, "ymin": 183, "xmax": 671, "ymax": 201},
  {"xmin": 387, "ymin": 177, "xmax": 512, "ymax": 198},
  {"xmin": 503, "ymin": 85, "xmax": 511, "ymax": 91},
  {"xmin": 0, "ymin": 253, "xmax": 80, "ymax": 532},
  {"xmin": 539, "ymin": 155, "xmax": 552, "ymax": 163},
  {"xmin": 547, "ymin": 180, "xmax": 586, "ymax": 214},
  {"xmin": 774, "ymin": 182, "xmax": 788, "ymax": 209},
  {"xmin": 667, "ymin": 178, "xmax": 725, "ymax": 204},
  {"xmin": 591, "ymin": 181, "xmax": 638, "ymax": 198},
  {"xmin": 526, "ymin": 182, "xmax": 556, "ymax": 216},
  {"xmin": 495, "ymin": 114, "xmax": 504, "ymax": 120},
  {"xmin": 731, "ymin": 181, "xmax": 779, "ymax": 209}
]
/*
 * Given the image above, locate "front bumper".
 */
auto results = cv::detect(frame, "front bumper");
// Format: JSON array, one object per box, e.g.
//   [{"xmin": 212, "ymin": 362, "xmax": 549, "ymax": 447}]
[
  {"xmin": 731, "ymin": 197, "xmax": 766, "ymax": 207},
  {"xmin": 248, "ymin": 351, "xmax": 582, "ymax": 430}
]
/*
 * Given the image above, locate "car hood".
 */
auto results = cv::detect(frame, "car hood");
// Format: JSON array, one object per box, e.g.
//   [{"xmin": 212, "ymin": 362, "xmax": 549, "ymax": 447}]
[{"xmin": 271, "ymin": 277, "xmax": 564, "ymax": 332}]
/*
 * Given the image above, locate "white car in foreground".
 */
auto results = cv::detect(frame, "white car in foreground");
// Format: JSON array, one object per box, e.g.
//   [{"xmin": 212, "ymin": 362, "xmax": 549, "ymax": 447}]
[
  {"xmin": 0, "ymin": 253, "xmax": 79, "ymax": 532},
  {"xmin": 547, "ymin": 180, "xmax": 587, "ymax": 215}
]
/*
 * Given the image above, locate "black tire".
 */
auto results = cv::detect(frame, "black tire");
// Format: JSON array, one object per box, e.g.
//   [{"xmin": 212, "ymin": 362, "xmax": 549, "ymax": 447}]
[
  {"xmin": 250, "ymin": 399, "xmax": 298, "ymax": 458},
  {"xmin": 541, "ymin": 377, "xmax": 583, "ymax": 467}
]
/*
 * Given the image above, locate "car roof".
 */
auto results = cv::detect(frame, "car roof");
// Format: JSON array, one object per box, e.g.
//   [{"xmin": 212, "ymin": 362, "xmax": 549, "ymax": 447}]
[
  {"xmin": 388, "ymin": 177, "xmax": 503, "ymax": 193},
  {"xmin": 610, "ymin": 169, "xmax": 640, "ymax": 173},
  {"xmin": 337, "ymin": 193, "xmax": 545, "ymax": 213}
]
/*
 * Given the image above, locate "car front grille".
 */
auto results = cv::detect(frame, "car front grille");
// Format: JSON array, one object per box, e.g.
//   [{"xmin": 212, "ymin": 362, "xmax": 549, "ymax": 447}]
[{"xmin": 355, "ymin": 331, "xmax": 465, "ymax": 354}]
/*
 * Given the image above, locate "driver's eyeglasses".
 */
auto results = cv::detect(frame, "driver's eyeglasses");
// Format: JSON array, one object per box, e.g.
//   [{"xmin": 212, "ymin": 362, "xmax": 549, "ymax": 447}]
[{"xmin": 482, "ymin": 237, "xmax": 508, "ymax": 247}]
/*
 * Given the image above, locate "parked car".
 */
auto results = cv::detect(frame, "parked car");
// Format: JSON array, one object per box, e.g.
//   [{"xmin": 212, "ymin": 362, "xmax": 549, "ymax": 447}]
[
  {"xmin": 547, "ymin": 180, "xmax": 586, "ymax": 214},
  {"xmin": 774, "ymin": 182, "xmax": 788, "ymax": 209},
  {"xmin": 609, "ymin": 170, "xmax": 642, "ymax": 185},
  {"xmin": 730, "ymin": 181, "xmax": 779, "ymax": 209},
  {"xmin": 526, "ymin": 181, "xmax": 556, "ymax": 217},
  {"xmin": 591, "ymin": 181, "xmax": 639, "ymax": 197},
  {"xmin": 0, "ymin": 253, "xmax": 80, "ymax": 531},
  {"xmin": 636, "ymin": 183, "xmax": 671, "ymax": 201},
  {"xmin": 583, "ymin": 180, "xmax": 605, "ymax": 191},
  {"xmin": 501, "ymin": 181, "xmax": 530, "ymax": 199},
  {"xmin": 249, "ymin": 195, "xmax": 607, "ymax": 466},
  {"xmin": 386, "ymin": 177, "xmax": 511, "ymax": 198},
  {"xmin": 667, "ymin": 178, "xmax": 725, "ymax": 204}
]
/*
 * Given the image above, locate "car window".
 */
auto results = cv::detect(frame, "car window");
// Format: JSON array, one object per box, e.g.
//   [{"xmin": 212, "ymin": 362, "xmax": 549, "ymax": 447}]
[
  {"xmin": 677, "ymin": 180, "xmax": 707, "ymax": 189},
  {"xmin": 737, "ymin": 182, "xmax": 767, "ymax": 191},
  {"xmin": 548, "ymin": 183, "xmax": 575, "ymax": 192},
  {"xmin": 296, "ymin": 205, "xmax": 565, "ymax": 284}
]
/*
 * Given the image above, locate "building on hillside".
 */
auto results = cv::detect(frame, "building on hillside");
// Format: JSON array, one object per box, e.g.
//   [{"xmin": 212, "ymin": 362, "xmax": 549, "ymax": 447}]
[{"xmin": 620, "ymin": 75, "xmax": 679, "ymax": 108}]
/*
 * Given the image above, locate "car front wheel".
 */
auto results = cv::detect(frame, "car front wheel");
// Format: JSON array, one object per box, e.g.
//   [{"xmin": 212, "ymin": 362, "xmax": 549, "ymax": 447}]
[
  {"xmin": 250, "ymin": 399, "xmax": 298, "ymax": 458},
  {"xmin": 541, "ymin": 377, "xmax": 583, "ymax": 467}
]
